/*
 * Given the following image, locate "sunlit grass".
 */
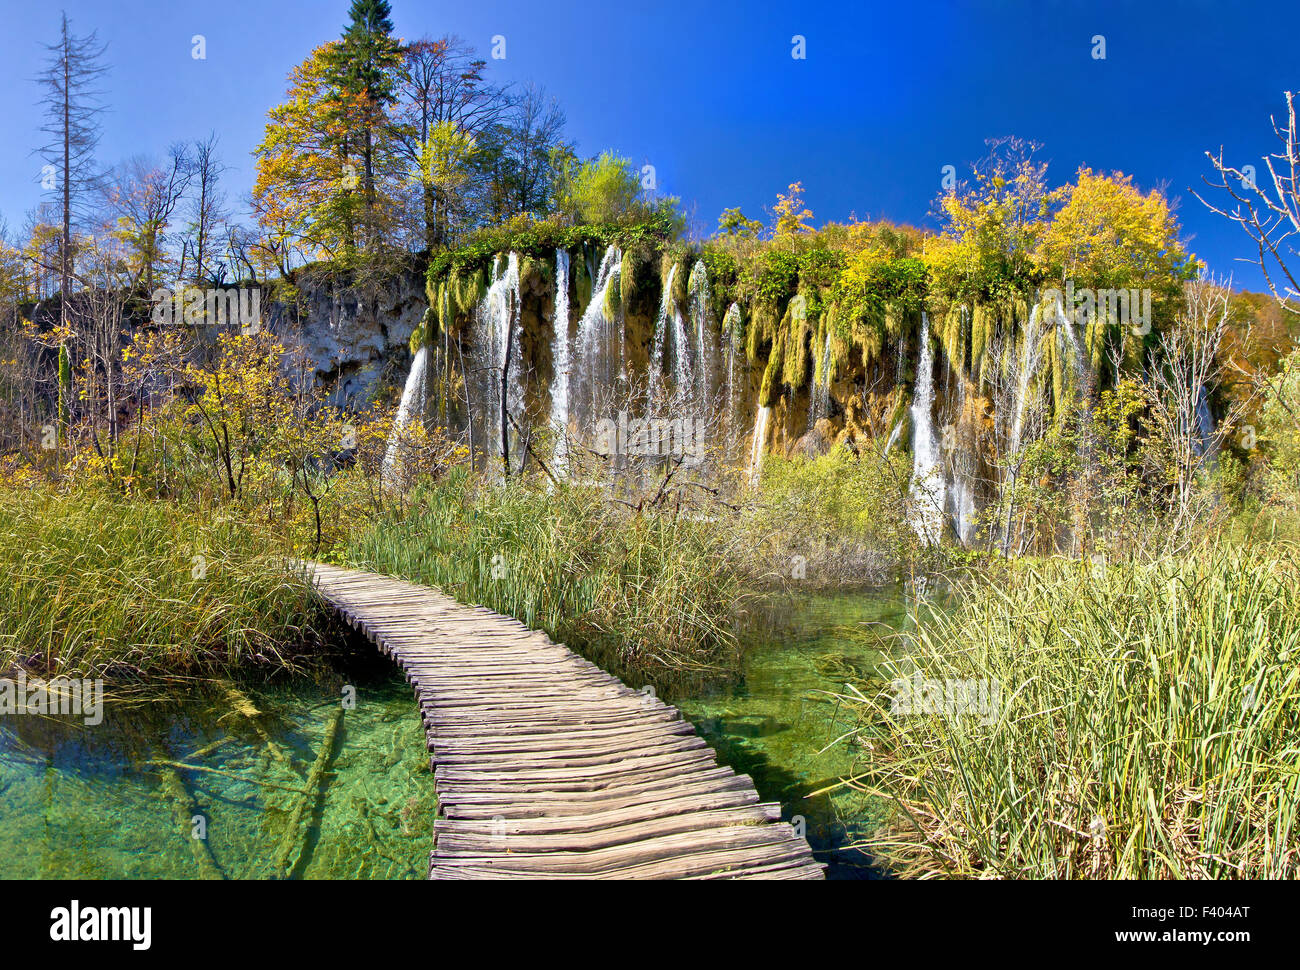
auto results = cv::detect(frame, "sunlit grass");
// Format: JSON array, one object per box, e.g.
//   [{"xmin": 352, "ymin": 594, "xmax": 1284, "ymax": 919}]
[
  {"xmin": 843, "ymin": 543, "xmax": 1300, "ymax": 878},
  {"xmin": 340, "ymin": 469, "xmax": 743, "ymax": 678},
  {"xmin": 0, "ymin": 488, "xmax": 330, "ymax": 678}
]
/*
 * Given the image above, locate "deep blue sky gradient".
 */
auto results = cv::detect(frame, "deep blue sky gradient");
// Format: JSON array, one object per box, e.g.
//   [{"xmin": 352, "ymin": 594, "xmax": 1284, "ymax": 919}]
[{"xmin": 0, "ymin": 0, "xmax": 1296, "ymax": 289}]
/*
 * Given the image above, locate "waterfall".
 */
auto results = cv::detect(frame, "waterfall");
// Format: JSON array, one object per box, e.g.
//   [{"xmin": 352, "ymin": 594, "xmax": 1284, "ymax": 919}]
[
  {"xmin": 650, "ymin": 265, "xmax": 674, "ymax": 383},
  {"xmin": 947, "ymin": 379, "xmax": 977, "ymax": 545},
  {"xmin": 575, "ymin": 245, "xmax": 622, "ymax": 439},
  {"xmin": 476, "ymin": 252, "xmax": 523, "ymax": 472},
  {"xmin": 908, "ymin": 312, "xmax": 945, "ymax": 544},
  {"xmin": 549, "ymin": 248, "xmax": 571, "ymax": 472},
  {"xmin": 722, "ymin": 301, "xmax": 741, "ymax": 424},
  {"xmin": 381, "ymin": 345, "xmax": 429, "ymax": 479},
  {"xmin": 1009, "ymin": 303, "xmax": 1042, "ymax": 456},
  {"xmin": 651, "ymin": 264, "xmax": 693, "ymax": 401},
  {"xmin": 747, "ymin": 404, "xmax": 771, "ymax": 484},
  {"xmin": 808, "ymin": 327, "xmax": 833, "ymax": 425},
  {"xmin": 1053, "ymin": 294, "xmax": 1085, "ymax": 382},
  {"xmin": 687, "ymin": 260, "xmax": 713, "ymax": 411},
  {"xmin": 884, "ymin": 418, "xmax": 904, "ymax": 455}
]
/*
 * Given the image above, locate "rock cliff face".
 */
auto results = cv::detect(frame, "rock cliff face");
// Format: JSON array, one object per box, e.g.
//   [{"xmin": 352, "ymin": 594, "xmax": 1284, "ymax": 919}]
[{"xmin": 268, "ymin": 266, "xmax": 428, "ymax": 408}]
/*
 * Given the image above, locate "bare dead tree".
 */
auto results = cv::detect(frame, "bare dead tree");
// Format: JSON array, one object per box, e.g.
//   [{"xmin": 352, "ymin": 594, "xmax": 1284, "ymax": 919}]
[
  {"xmin": 100, "ymin": 145, "xmax": 193, "ymax": 292},
  {"xmin": 1142, "ymin": 276, "xmax": 1255, "ymax": 542},
  {"xmin": 183, "ymin": 132, "xmax": 230, "ymax": 285},
  {"xmin": 1198, "ymin": 91, "xmax": 1300, "ymax": 317},
  {"xmin": 35, "ymin": 12, "xmax": 109, "ymax": 313}
]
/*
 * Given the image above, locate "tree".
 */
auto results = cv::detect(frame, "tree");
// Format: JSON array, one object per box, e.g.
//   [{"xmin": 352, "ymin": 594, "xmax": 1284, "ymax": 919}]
[
  {"xmin": 412, "ymin": 121, "xmax": 478, "ymax": 245},
  {"xmin": 1041, "ymin": 167, "xmax": 1192, "ymax": 293},
  {"xmin": 553, "ymin": 152, "xmax": 645, "ymax": 225},
  {"xmin": 717, "ymin": 207, "xmax": 762, "ymax": 239},
  {"xmin": 773, "ymin": 182, "xmax": 814, "ymax": 238},
  {"xmin": 101, "ymin": 146, "xmax": 193, "ymax": 292},
  {"xmin": 396, "ymin": 35, "xmax": 509, "ymax": 247},
  {"xmin": 253, "ymin": 43, "xmax": 357, "ymax": 269},
  {"xmin": 495, "ymin": 83, "xmax": 567, "ymax": 217},
  {"xmin": 1140, "ymin": 276, "xmax": 1248, "ymax": 541},
  {"xmin": 35, "ymin": 13, "xmax": 109, "ymax": 311},
  {"xmin": 928, "ymin": 137, "xmax": 1054, "ymax": 299},
  {"xmin": 182, "ymin": 133, "xmax": 230, "ymax": 284},
  {"xmin": 1200, "ymin": 91, "xmax": 1300, "ymax": 316},
  {"xmin": 325, "ymin": 0, "xmax": 404, "ymax": 237}
]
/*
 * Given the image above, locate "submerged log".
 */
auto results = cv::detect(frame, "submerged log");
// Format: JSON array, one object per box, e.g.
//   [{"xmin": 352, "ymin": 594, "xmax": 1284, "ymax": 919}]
[
  {"xmin": 155, "ymin": 751, "xmax": 225, "ymax": 880},
  {"xmin": 270, "ymin": 705, "xmax": 345, "ymax": 879}
]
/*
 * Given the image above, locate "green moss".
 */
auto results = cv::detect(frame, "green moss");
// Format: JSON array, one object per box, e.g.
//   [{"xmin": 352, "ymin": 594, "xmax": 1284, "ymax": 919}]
[
  {"xmin": 411, "ymin": 304, "xmax": 437, "ymax": 355},
  {"xmin": 747, "ymin": 304, "xmax": 776, "ymax": 362},
  {"xmin": 57, "ymin": 343, "xmax": 71, "ymax": 439},
  {"xmin": 450, "ymin": 267, "xmax": 486, "ymax": 317},
  {"xmin": 779, "ymin": 298, "xmax": 812, "ymax": 390},
  {"xmin": 759, "ymin": 340, "xmax": 785, "ymax": 408},
  {"xmin": 519, "ymin": 254, "xmax": 545, "ymax": 294},
  {"xmin": 603, "ymin": 271, "xmax": 621, "ymax": 321},
  {"xmin": 970, "ymin": 303, "xmax": 991, "ymax": 383},
  {"xmin": 670, "ymin": 258, "xmax": 688, "ymax": 306},
  {"xmin": 575, "ymin": 250, "xmax": 594, "ymax": 312}
]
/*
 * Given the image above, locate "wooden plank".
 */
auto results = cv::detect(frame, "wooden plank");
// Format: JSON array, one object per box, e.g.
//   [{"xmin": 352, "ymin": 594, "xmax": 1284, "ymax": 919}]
[{"xmin": 299, "ymin": 561, "xmax": 825, "ymax": 881}]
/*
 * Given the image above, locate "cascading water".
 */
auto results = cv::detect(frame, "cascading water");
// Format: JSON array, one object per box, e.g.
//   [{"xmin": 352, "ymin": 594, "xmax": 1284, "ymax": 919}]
[
  {"xmin": 946, "ymin": 378, "xmax": 977, "ymax": 545},
  {"xmin": 651, "ymin": 264, "xmax": 693, "ymax": 403},
  {"xmin": 908, "ymin": 312, "xmax": 945, "ymax": 544},
  {"xmin": 381, "ymin": 345, "xmax": 429, "ymax": 479},
  {"xmin": 574, "ymin": 246, "xmax": 622, "ymax": 439},
  {"xmin": 809, "ymin": 327, "xmax": 833, "ymax": 425},
  {"xmin": 884, "ymin": 419, "xmax": 904, "ymax": 455},
  {"xmin": 721, "ymin": 302, "xmax": 742, "ymax": 424},
  {"xmin": 549, "ymin": 248, "xmax": 571, "ymax": 472},
  {"xmin": 1053, "ymin": 294, "xmax": 1085, "ymax": 384},
  {"xmin": 1009, "ymin": 303, "xmax": 1042, "ymax": 456},
  {"xmin": 687, "ymin": 260, "xmax": 714, "ymax": 411},
  {"xmin": 476, "ymin": 252, "xmax": 523, "ymax": 473}
]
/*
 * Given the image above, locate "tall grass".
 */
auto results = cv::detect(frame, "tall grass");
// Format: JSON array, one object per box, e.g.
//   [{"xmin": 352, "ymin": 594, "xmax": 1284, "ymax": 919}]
[
  {"xmin": 0, "ymin": 489, "xmax": 330, "ymax": 678},
  {"xmin": 341, "ymin": 470, "xmax": 742, "ymax": 678},
  {"xmin": 847, "ymin": 544, "xmax": 1300, "ymax": 878}
]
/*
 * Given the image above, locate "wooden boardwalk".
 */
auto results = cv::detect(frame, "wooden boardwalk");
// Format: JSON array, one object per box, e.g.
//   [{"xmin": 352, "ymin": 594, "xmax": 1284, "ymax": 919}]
[{"xmin": 303, "ymin": 562, "xmax": 824, "ymax": 880}]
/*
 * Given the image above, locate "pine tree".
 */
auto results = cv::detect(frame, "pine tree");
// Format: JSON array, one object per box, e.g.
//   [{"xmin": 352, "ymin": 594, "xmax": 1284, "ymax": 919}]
[{"xmin": 326, "ymin": 0, "xmax": 403, "ymax": 228}]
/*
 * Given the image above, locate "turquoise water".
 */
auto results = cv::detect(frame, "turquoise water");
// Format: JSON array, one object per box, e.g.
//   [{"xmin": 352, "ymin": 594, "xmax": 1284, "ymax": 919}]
[
  {"xmin": 674, "ymin": 587, "xmax": 915, "ymax": 879},
  {"xmin": 0, "ymin": 590, "xmax": 910, "ymax": 880},
  {"xmin": 0, "ymin": 666, "xmax": 435, "ymax": 879}
]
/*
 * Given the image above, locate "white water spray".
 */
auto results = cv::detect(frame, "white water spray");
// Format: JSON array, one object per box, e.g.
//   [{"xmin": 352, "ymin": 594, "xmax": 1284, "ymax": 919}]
[
  {"xmin": 549, "ymin": 248, "xmax": 571, "ymax": 472},
  {"xmin": 381, "ymin": 345, "xmax": 429, "ymax": 479},
  {"xmin": 909, "ymin": 312, "xmax": 945, "ymax": 544}
]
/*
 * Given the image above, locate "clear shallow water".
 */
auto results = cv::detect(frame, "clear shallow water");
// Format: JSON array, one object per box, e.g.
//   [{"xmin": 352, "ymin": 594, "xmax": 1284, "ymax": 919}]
[
  {"xmin": 1, "ymin": 590, "xmax": 913, "ymax": 881},
  {"xmin": 0, "ymin": 667, "xmax": 435, "ymax": 879},
  {"xmin": 674, "ymin": 587, "xmax": 916, "ymax": 879}
]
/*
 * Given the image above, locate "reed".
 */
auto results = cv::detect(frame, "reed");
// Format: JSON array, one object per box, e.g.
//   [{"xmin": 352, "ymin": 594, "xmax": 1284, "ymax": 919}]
[
  {"xmin": 845, "ymin": 543, "xmax": 1300, "ymax": 878},
  {"xmin": 0, "ymin": 488, "xmax": 330, "ymax": 678},
  {"xmin": 342, "ymin": 470, "xmax": 742, "ymax": 677}
]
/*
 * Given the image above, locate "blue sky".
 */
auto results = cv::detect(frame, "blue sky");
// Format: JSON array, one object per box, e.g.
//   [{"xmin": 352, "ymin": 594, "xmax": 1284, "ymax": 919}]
[{"xmin": 0, "ymin": 0, "xmax": 1296, "ymax": 290}]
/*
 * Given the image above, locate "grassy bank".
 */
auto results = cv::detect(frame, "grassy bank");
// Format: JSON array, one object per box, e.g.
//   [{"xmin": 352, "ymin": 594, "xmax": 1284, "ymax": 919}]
[
  {"xmin": 0, "ymin": 489, "xmax": 331, "ymax": 679},
  {"xmin": 340, "ymin": 470, "xmax": 743, "ymax": 680},
  {"xmin": 848, "ymin": 544, "xmax": 1300, "ymax": 878}
]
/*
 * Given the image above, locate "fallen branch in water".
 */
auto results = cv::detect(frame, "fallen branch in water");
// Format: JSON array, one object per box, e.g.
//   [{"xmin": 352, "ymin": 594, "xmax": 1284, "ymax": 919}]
[{"xmin": 271, "ymin": 704, "xmax": 345, "ymax": 879}]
